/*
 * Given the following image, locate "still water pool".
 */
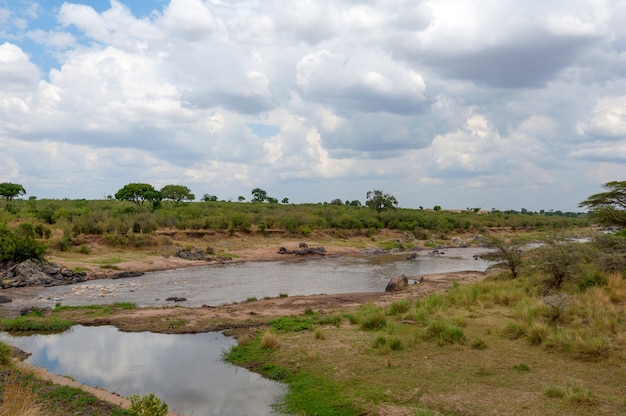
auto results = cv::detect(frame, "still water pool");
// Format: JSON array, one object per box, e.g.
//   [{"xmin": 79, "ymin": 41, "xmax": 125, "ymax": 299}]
[{"xmin": 2, "ymin": 325, "xmax": 285, "ymax": 416}]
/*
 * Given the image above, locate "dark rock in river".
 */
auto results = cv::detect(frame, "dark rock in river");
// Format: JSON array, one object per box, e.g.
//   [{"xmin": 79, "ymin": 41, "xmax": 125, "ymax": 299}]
[
  {"xmin": 385, "ymin": 274, "xmax": 409, "ymax": 292},
  {"xmin": 166, "ymin": 296, "xmax": 187, "ymax": 302},
  {"xmin": 110, "ymin": 271, "xmax": 145, "ymax": 279},
  {"xmin": 1, "ymin": 259, "xmax": 86, "ymax": 289},
  {"xmin": 278, "ymin": 246, "xmax": 327, "ymax": 256},
  {"xmin": 0, "ymin": 295, "xmax": 12, "ymax": 303},
  {"xmin": 176, "ymin": 247, "xmax": 209, "ymax": 260}
]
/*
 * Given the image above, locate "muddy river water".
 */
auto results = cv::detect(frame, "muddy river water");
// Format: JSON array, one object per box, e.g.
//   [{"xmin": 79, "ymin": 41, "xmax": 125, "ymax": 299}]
[{"xmin": 1, "ymin": 248, "xmax": 493, "ymax": 416}]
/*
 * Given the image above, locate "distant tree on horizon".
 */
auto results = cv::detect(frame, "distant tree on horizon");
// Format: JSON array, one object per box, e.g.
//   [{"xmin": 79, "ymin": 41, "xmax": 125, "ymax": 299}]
[
  {"xmin": 115, "ymin": 183, "xmax": 157, "ymax": 206},
  {"xmin": 161, "ymin": 184, "xmax": 195, "ymax": 204},
  {"xmin": 365, "ymin": 190, "xmax": 398, "ymax": 213},
  {"xmin": 251, "ymin": 188, "xmax": 268, "ymax": 202},
  {"xmin": 0, "ymin": 182, "xmax": 26, "ymax": 201}
]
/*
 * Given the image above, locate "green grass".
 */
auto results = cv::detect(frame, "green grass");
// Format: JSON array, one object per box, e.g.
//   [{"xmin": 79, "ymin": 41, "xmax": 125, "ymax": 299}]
[
  {"xmin": 221, "ymin": 270, "xmax": 626, "ymax": 415},
  {"xmin": 0, "ymin": 316, "xmax": 75, "ymax": 332},
  {"xmin": 53, "ymin": 302, "xmax": 136, "ymax": 316},
  {"xmin": 269, "ymin": 316, "xmax": 315, "ymax": 332}
]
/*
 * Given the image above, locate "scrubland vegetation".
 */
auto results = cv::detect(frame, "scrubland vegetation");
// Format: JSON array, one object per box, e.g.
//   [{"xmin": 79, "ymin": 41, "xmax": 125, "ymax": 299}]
[
  {"xmin": 0, "ymin": 182, "xmax": 624, "ymax": 415},
  {"xmin": 0, "ymin": 197, "xmax": 587, "ymax": 260}
]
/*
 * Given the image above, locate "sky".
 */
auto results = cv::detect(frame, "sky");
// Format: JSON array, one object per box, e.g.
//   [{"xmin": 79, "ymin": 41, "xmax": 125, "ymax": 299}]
[{"xmin": 1, "ymin": 0, "xmax": 625, "ymax": 211}]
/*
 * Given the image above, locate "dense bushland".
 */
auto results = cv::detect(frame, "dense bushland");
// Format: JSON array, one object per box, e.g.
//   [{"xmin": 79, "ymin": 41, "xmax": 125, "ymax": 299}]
[{"xmin": 0, "ymin": 199, "xmax": 588, "ymax": 252}]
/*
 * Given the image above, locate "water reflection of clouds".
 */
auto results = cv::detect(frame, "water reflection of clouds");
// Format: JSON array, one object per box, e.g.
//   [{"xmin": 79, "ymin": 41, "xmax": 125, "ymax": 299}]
[{"xmin": 4, "ymin": 326, "xmax": 284, "ymax": 416}]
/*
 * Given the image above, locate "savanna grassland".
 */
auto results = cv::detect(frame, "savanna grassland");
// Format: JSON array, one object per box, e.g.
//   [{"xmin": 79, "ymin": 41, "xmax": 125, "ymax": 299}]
[{"xmin": 2, "ymin": 197, "xmax": 625, "ymax": 415}]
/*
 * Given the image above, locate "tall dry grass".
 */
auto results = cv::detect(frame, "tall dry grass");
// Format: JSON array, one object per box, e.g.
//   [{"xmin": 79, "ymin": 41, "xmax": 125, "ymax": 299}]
[{"xmin": 1, "ymin": 373, "xmax": 40, "ymax": 416}]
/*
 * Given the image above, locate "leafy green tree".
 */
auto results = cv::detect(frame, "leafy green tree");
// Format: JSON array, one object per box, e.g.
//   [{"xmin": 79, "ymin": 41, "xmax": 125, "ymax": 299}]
[
  {"xmin": 144, "ymin": 189, "xmax": 163, "ymax": 210},
  {"xmin": 251, "ymin": 188, "xmax": 267, "ymax": 202},
  {"xmin": 366, "ymin": 190, "xmax": 398, "ymax": 213},
  {"xmin": 281, "ymin": 197, "xmax": 289, "ymax": 204},
  {"xmin": 433, "ymin": 205, "xmax": 442, "ymax": 211},
  {"xmin": 160, "ymin": 184, "xmax": 195, "ymax": 204},
  {"xmin": 238, "ymin": 195, "xmax": 246, "ymax": 202},
  {"xmin": 578, "ymin": 181, "xmax": 626, "ymax": 229},
  {"xmin": 267, "ymin": 197, "xmax": 278, "ymax": 203},
  {"xmin": 0, "ymin": 182, "xmax": 26, "ymax": 201},
  {"xmin": 114, "ymin": 183, "xmax": 157, "ymax": 206},
  {"xmin": 202, "ymin": 194, "xmax": 218, "ymax": 202}
]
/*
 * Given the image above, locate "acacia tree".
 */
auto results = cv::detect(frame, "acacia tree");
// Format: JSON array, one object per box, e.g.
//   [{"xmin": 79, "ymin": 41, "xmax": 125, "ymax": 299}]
[
  {"xmin": 251, "ymin": 188, "xmax": 268, "ymax": 202},
  {"xmin": 578, "ymin": 181, "xmax": 626, "ymax": 229},
  {"xmin": 115, "ymin": 183, "xmax": 157, "ymax": 206},
  {"xmin": 366, "ymin": 190, "xmax": 398, "ymax": 212},
  {"xmin": 481, "ymin": 235, "xmax": 525, "ymax": 279},
  {"xmin": 160, "ymin": 185, "xmax": 195, "ymax": 204},
  {"xmin": 0, "ymin": 182, "xmax": 26, "ymax": 201}
]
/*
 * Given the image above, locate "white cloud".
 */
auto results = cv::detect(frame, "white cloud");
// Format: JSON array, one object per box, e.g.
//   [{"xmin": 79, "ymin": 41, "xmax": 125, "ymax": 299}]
[
  {"xmin": 158, "ymin": 0, "xmax": 218, "ymax": 41},
  {"xmin": 577, "ymin": 96, "xmax": 626, "ymax": 139},
  {"xmin": 0, "ymin": 42, "xmax": 41, "ymax": 91},
  {"xmin": 0, "ymin": 0, "xmax": 624, "ymax": 210}
]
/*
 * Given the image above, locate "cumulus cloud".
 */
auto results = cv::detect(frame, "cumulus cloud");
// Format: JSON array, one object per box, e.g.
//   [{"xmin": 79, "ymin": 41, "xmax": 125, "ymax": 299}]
[
  {"xmin": 296, "ymin": 49, "xmax": 426, "ymax": 114},
  {"xmin": 0, "ymin": 0, "xmax": 624, "ymax": 210},
  {"xmin": 0, "ymin": 42, "xmax": 41, "ymax": 91}
]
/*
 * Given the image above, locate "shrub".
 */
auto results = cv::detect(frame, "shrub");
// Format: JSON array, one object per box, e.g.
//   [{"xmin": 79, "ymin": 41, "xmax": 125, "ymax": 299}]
[
  {"xmin": 0, "ymin": 223, "xmax": 47, "ymax": 263},
  {"xmin": 129, "ymin": 393, "xmax": 168, "ymax": 416}
]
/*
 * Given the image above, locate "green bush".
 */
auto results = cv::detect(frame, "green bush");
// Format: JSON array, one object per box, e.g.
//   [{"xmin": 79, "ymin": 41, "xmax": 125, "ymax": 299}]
[
  {"xmin": 0, "ymin": 222, "xmax": 47, "ymax": 263},
  {"xmin": 129, "ymin": 393, "xmax": 168, "ymax": 416}
]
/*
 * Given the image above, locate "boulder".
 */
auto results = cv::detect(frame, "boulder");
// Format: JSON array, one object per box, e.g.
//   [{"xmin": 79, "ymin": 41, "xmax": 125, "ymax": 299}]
[
  {"xmin": 0, "ymin": 295, "xmax": 12, "ymax": 303},
  {"xmin": 1, "ymin": 259, "xmax": 87, "ymax": 288},
  {"xmin": 110, "ymin": 271, "xmax": 144, "ymax": 279},
  {"xmin": 385, "ymin": 274, "xmax": 409, "ymax": 292},
  {"xmin": 176, "ymin": 247, "xmax": 209, "ymax": 260}
]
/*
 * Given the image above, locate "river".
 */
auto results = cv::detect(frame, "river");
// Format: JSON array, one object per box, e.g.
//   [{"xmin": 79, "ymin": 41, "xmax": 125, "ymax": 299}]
[{"xmin": 1, "ymin": 247, "xmax": 493, "ymax": 416}]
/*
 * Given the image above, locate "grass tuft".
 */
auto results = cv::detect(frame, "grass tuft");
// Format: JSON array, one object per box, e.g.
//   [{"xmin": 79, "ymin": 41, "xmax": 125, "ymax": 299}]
[
  {"xmin": 1, "ymin": 372, "xmax": 40, "ymax": 416},
  {"xmin": 261, "ymin": 330, "xmax": 280, "ymax": 349}
]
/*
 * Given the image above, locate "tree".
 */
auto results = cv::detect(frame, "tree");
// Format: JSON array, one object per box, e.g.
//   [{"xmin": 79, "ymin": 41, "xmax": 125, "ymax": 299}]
[
  {"xmin": 114, "ymin": 183, "xmax": 157, "ymax": 206},
  {"xmin": 481, "ymin": 235, "xmax": 525, "ymax": 279},
  {"xmin": 0, "ymin": 182, "xmax": 26, "ymax": 201},
  {"xmin": 160, "ymin": 185, "xmax": 195, "ymax": 204},
  {"xmin": 144, "ymin": 189, "xmax": 163, "ymax": 210},
  {"xmin": 366, "ymin": 190, "xmax": 398, "ymax": 212},
  {"xmin": 538, "ymin": 239, "xmax": 586, "ymax": 289},
  {"xmin": 251, "ymin": 188, "xmax": 267, "ymax": 202},
  {"xmin": 202, "ymin": 194, "xmax": 218, "ymax": 202},
  {"xmin": 281, "ymin": 197, "xmax": 289, "ymax": 204},
  {"xmin": 238, "ymin": 196, "xmax": 246, "ymax": 202},
  {"xmin": 578, "ymin": 181, "xmax": 626, "ymax": 229}
]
